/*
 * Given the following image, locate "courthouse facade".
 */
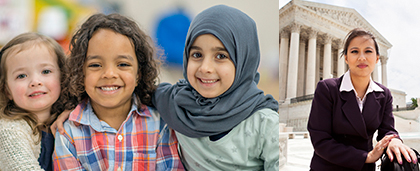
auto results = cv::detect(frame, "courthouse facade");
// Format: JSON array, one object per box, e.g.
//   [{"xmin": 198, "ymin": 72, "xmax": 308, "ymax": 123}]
[
  {"xmin": 278, "ymin": 0, "xmax": 406, "ymax": 131},
  {"xmin": 279, "ymin": 0, "xmax": 391, "ymax": 104}
]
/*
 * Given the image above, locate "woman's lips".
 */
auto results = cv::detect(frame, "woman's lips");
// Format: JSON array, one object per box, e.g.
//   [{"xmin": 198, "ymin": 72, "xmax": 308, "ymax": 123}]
[{"xmin": 357, "ymin": 64, "xmax": 368, "ymax": 68}]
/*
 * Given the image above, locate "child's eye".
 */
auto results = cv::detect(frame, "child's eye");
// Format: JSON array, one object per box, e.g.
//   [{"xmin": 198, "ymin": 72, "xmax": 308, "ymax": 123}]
[
  {"xmin": 365, "ymin": 50, "xmax": 373, "ymax": 53},
  {"xmin": 216, "ymin": 54, "xmax": 228, "ymax": 59},
  {"xmin": 118, "ymin": 63, "xmax": 131, "ymax": 67},
  {"xmin": 88, "ymin": 64, "xmax": 101, "ymax": 67},
  {"xmin": 17, "ymin": 74, "xmax": 27, "ymax": 79},
  {"xmin": 42, "ymin": 70, "xmax": 52, "ymax": 74},
  {"xmin": 191, "ymin": 52, "xmax": 202, "ymax": 58}
]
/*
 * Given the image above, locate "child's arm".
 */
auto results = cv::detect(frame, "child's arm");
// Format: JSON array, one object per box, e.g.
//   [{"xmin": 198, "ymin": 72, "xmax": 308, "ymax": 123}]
[
  {"xmin": 50, "ymin": 110, "xmax": 71, "ymax": 137},
  {"xmin": 53, "ymin": 124, "xmax": 85, "ymax": 171},
  {"xmin": 259, "ymin": 110, "xmax": 280, "ymax": 171},
  {"xmin": 0, "ymin": 123, "xmax": 44, "ymax": 171},
  {"xmin": 155, "ymin": 122, "xmax": 185, "ymax": 170}
]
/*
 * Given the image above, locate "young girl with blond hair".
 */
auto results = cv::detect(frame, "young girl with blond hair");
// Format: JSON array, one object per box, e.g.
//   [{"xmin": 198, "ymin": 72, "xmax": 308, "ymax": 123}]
[{"xmin": 0, "ymin": 32, "xmax": 67, "ymax": 171}]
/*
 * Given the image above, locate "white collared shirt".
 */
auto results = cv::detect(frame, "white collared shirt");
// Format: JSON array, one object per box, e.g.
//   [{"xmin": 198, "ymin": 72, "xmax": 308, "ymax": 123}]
[{"xmin": 339, "ymin": 70, "xmax": 384, "ymax": 112}]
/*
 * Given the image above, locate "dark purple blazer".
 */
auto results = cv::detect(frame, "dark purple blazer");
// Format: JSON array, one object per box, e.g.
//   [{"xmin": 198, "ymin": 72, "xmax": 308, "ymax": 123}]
[{"xmin": 307, "ymin": 76, "xmax": 398, "ymax": 171}]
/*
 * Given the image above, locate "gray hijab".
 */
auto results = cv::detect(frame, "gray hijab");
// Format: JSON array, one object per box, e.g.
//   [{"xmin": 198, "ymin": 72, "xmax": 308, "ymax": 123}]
[{"xmin": 152, "ymin": 5, "xmax": 279, "ymax": 138}]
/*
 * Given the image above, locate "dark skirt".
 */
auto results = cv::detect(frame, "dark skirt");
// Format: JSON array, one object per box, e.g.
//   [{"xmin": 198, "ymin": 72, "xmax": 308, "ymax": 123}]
[{"xmin": 38, "ymin": 131, "xmax": 54, "ymax": 171}]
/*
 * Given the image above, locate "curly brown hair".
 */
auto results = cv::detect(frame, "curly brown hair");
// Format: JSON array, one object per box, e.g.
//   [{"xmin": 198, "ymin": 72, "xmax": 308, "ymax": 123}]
[
  {"xmin": 64, "ymin": 13, "xmax": 160, "ymax": 109},
  {"xmin": 0, "ymin": 32, "xmax": 67, "ymax": 137}
]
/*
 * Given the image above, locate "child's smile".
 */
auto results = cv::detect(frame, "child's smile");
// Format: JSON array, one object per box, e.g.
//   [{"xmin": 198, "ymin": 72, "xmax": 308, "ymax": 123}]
[
  {"xmin": 199, "ymin": 78, "xmax": 218, "ymax": 84},
  {"xmin": 100, "ymin": 86, "xmax": 120, "ymax": 91},
  {"xmin": 84, "ymin": 29, "xmax": 138, "ymax": 112},
  {"xmin": 28, "ymin": 91, "xmax": 47, "ymax": 98},
  {"xmin": 187, "ymin": 34, "xmax": 235, "ymax": 98},
  {"xmin": 196, "ymin": 77, "xmax": 220, "ymax": 90},
  {"xmin": 96, "ymin": 85, "xmax": 123, "ymax": 96}
]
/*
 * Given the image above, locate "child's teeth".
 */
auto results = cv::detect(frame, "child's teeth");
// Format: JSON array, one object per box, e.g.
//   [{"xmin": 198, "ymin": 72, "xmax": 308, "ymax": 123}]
[
  {"xmin": 30, "ymin": 93, "xmax": 44, "ymax": 97},
  {"xmin": 202, "ymin": 80, "xmax": 216, "ymax": 83},
  {"xmin": 101, "ymin": 87, "xmax": 118, "ymax": 91}
]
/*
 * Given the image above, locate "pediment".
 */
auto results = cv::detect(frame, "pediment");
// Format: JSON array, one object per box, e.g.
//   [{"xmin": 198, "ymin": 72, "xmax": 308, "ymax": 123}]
[
  {"xmin": 280, "ymin": 0, "xmax": 392, "ymax": 50},
  {"xmin": 301, "ymin": 4, "xmax": 366, "ymax": 29}
]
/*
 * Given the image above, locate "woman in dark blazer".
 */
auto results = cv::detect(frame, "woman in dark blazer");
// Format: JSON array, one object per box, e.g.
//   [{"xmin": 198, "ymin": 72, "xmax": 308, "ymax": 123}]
[{"xmin": 307, "ymin": 28, "xmax": 417, "ymax": 171}]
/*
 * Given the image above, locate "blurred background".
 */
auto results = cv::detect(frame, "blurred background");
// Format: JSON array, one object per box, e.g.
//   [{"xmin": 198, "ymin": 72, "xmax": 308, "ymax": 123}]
[{"xmin": 0, "ymin": 0, "xmax": 280, "ymax": 100}]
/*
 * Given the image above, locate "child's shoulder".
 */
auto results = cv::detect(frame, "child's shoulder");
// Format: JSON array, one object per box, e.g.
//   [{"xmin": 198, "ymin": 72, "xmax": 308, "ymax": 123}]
[
  {"xmin": 234, "ymin": 108, "xmax": 278, "ymax": 126},
  {"xmin": 138, "ymin": 104, "xmax": 161, "ymax": 118},
  {"xmin": 0, "ymin": 118, "xmax": 31, "ymax": 132},
  {"xmin": 249, "ymin": 108, "xmax": 279, "ymax": 122},
  {"xmin": 238, "ymin": 108, "xmax": 279, "ymax": 132},
  {"xmin": 0, "ymin": 118, "xmax": 38, "ymax": 147}
]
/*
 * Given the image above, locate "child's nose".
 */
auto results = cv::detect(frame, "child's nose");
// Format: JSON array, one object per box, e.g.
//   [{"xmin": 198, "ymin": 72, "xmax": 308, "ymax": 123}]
[
  {"xmin": 29, "ymin": 77, "xmax": 43, "ymax": 87},
  {"xmin": 199, "ymin": 57, "xmax": 215, "ymax": 73},
  {"xmin": 102, "ymin": 66, "xmax": 118, "ymax": 78}
]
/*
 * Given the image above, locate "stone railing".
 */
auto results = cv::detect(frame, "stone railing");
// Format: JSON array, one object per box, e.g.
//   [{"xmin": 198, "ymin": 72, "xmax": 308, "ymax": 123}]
[{"xmin": 290, "ymin": 94, "xmax": 314, "ymax": 103}]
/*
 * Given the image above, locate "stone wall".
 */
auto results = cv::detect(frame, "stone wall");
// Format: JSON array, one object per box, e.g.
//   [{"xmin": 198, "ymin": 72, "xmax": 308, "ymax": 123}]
[
  {"xmin": 279, "ymin": 100, "xmax": 312, "ymax": 131},
  {"xmin": 390, "ymin": 88, "xmax": 407, "ymax": 109}
]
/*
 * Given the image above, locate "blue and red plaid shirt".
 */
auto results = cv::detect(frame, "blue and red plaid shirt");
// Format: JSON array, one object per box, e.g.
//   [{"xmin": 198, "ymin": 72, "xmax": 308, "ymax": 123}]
[{"xmin": 53, "ymin": 98, "xmax": 184, "ymax": 171}]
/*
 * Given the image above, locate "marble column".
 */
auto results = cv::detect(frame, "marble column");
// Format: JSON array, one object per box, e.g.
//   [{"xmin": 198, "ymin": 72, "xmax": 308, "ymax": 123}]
[
  {"xmin": 323, "ymin": 35, "xmax": 332, "ymax": 79},
  {"xmin": 381, "ymin": 56, "xmax": 388, "ymax": 86},
  {"xmin": 306, "ymin": 30, "xmax": 317, "ymax": 95},
  {"xmin": 315, "ymin": 44, "xmax": 321, "ymax": 84},
  {"xmin": 337, "ymin": 41, "xmax": 345, "ymax": 77},
  {"xmin": 279, "ymin": 31, "xmax": 290, "ymax": 103},
  {"xmin": 286, "ymin": 24, "xmax": 301, "ymax": 100},
  {"xmin": 297, "ymin": 40, "xmax": 306, "ymax": 97},
  {"xmin": 372, "ymin": 64, "xmax": 379, "ymax": 82}
]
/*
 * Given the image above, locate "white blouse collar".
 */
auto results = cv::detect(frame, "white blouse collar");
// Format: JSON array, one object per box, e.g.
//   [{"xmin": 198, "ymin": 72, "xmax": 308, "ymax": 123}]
[{"xmin": 339, "ymin": 70, "xmax": 384, "ymax": 94}]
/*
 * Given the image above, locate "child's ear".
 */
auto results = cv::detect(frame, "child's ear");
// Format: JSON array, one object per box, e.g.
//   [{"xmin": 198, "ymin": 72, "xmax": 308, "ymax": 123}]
[
  {"xmin": 5, "ymin": 86, "xmax": 12, "ymax": 100},
  {"xmin": 136, "ymin": 74, "xmax": 140, "ymax": 84}
]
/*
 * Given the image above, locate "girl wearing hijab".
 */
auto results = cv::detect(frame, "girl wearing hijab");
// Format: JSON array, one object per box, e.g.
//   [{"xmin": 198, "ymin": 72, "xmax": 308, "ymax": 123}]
[{"xmin": 152, "ymin": 4, "xmax": 279, "ymax": 170}]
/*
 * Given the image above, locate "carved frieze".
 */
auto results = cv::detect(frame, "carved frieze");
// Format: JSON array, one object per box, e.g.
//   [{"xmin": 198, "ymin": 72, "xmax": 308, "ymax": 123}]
[{"xmin": 304, "ymin": 6, "xmax": 367, "ymax": 29}]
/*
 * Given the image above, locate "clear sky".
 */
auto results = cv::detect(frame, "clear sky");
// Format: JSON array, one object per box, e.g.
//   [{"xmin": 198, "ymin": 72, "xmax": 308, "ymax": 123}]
[{"xmin": 279, "ymin": 0, "xmax": 420, "ymax": 103}]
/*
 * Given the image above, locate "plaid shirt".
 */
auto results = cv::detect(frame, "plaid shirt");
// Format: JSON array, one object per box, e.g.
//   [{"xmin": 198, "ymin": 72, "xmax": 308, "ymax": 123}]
[{"xmin": 53, "ymin": 98, "xmax": 184, "ymax": 171}]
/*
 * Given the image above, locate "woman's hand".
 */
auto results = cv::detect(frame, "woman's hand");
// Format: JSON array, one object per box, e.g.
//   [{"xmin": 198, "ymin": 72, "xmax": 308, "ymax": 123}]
[
  {"xmin": 386, "ymin": 138, "xmax": 418, "ymax": 164},
  {"xmin": 365, "ymin": 134, "xmax": 396, "ymax": 163},
  {"xmin": 50, "ymin": 110, "xmax": 71, "ymax": 137}
]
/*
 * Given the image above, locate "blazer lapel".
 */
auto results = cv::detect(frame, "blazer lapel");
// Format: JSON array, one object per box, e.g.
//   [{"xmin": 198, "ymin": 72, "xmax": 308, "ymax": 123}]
[
  {"xmin": 362, "ymin": 91, "xmax": 385, "ymax": 126},
  {"xmin": 340, "ymin": 90, "xmax": 369, "ymax": 139}
]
